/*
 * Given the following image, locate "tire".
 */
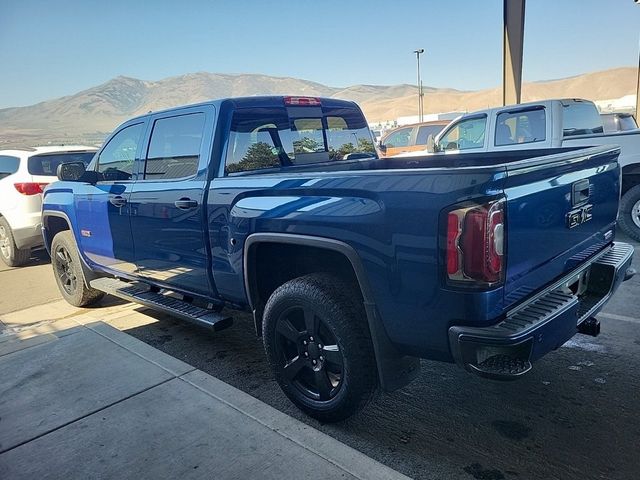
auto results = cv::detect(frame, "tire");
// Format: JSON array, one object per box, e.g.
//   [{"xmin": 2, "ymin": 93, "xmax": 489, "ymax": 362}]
[
  {"xmin": 0, "ymin": 217, "xmax": 31, "ymax": 267},
  {"xmin": 262, "ymin": 273, "xmax": 378, "ymax": 422},
  {"xmin": 51, "ymin": 231, "xmax": 104, "ymax": 307},
  {"xmin": 619, "ymin": 185, "xmax": 640, "ymax": 242}
]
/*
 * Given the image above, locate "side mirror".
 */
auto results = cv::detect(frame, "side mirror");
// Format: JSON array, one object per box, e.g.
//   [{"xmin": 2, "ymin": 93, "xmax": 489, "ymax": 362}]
[
  {"xmin": 57, "ymin": 161, "xmax": 86, "ymax": 181},
  {"xmin": 378, "ymin": 144, "xmax": 387, "ymax": 155}
]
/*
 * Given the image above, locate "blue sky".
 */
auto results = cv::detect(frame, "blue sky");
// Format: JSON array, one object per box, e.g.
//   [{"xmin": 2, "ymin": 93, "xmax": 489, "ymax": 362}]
[{"xmin": 0, "ymin": 0, "xmax": 638, "ymax": 108}]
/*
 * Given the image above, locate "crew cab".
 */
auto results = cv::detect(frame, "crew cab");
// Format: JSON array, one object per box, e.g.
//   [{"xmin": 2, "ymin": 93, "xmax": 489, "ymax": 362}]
[
  {"xmin": 420, "ymin": 99, "xmax": 640, "ymax": 241},
  {"xmin": 42, "ymin": 96, "xmax": 634, "ymax": 422}
]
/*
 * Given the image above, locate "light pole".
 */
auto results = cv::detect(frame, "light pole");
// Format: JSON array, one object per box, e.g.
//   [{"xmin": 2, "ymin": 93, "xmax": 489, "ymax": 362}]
[
  {"xmin": 636, "ymin": 31, "xmax": 639, "ymax": 124},
  {"xmin": 414, "ymin": 49, "xmax": 424, "ymax": 122}
]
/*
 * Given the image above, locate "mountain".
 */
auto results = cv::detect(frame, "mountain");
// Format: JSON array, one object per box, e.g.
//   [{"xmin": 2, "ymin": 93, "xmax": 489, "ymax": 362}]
[{"xmin": 0, "ymin": 67, "xmax": 636, "ymax": 147}]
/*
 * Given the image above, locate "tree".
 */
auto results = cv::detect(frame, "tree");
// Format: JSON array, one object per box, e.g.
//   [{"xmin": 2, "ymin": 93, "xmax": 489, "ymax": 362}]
[{"xmin": 226, "ymin": 142, "xmax": 280, "ymax": 173}]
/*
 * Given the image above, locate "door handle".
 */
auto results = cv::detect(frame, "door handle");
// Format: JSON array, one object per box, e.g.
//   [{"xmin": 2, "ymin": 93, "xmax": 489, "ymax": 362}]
[
  {"xmin": 109, "ymin": 195, "xmax": 127, "ymax": 208},
  {"xmin": 174, "ymin": 198, "xmax": 198, "ymax": 210}
]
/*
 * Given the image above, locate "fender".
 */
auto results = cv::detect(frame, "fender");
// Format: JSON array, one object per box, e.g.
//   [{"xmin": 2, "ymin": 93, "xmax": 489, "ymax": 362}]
[
  {"xmin": 42, "ymin": 210, "xmax": 101, "ymax": 287},
  {"xmin": 244, "ymin": 232, "xmax": 420, "ymax": 392}
]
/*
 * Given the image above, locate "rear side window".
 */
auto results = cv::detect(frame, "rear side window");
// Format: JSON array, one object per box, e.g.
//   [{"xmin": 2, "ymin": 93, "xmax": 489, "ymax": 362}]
[
  {"xmin": 225, "ymin": 106, "xmax": 376, "ymax": 174},
  {"xmin": 28, "ymin": 152, "xmax": 95, "ymax": 176},
  {"xmin": 144, "ymin": 113, "xmax": 205, "ymax": 180},
  {"xmin": 562, "ymin": 102, "xmax": 604, "ymax": 137},
  {"xmin": 97, "ymin": 123, "xmax": 145, "ymax": 181},
  {"xmin": 495, "ymin": 107, "xmax": 546, "ymax": 146},
  {"xmin": 416, "ymin": 125, "xmax": 445, "ymax": 145},
  {"xmin": 0, "ymin": 155, "xmax": 19, "ymax": 180}
]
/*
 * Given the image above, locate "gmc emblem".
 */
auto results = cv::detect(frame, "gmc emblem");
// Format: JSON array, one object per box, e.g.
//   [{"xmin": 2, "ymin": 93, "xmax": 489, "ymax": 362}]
[{"xmin": 567, "ymin": 204, "xmax": 593, "ymax": 228}]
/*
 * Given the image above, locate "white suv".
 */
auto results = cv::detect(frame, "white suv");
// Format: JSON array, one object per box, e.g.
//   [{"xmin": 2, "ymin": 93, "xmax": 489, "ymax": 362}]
[{"xmin": 0, "ymin": 146, "xmax": 97, "ymax": 266}]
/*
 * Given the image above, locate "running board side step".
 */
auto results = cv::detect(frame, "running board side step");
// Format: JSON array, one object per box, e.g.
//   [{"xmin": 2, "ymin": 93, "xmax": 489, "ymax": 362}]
[{"xmin": 90, "ymin": 277, "xmax": 233, "ymax": 332}]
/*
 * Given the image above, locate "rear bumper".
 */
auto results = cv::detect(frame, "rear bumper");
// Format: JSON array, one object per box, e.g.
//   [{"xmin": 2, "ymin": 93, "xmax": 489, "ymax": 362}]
[
  {"xmin": 12, "ymin": 223, "xmax": 44, "ymax": 249},
  {"xmin": 448, "ymin": 242, "xmax": 635, "ymax": 380}
]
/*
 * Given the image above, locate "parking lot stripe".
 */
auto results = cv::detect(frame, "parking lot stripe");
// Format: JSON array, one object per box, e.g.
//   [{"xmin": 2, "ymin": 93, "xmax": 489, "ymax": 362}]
[{"xmin": 599, "ymin": 312, "xmax": 640, "ymax": 324}]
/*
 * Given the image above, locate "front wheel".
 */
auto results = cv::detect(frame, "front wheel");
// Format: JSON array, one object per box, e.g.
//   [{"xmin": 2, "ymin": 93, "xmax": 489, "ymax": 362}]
[
  {"xmin": 51, "ymin": 231, "xmax": 104, "ymax": 307},
  {"xmin": 619, "ymin": 185, "xmax": 640, "ymax": 242},
  {"xmin": 262, "ymin": 273, "xmax": 378, "ymax": 422}
]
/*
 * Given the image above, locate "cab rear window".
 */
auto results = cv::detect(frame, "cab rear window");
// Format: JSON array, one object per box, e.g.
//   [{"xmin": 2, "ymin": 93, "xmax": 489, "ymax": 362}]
[
  {"xmin": 562, "ymin": 102, "xmax": 604, "ymax": 137},
  {"xmin": 0, "ymin": 155, "xmax": 19, "ymax": 180},
  {"xmin": 225, "ymin": 106, "xmax": 376, "ymax": 174},
  {"xmin": 28, "ymin": 152, "xmax": 95, "ymax": 176}
]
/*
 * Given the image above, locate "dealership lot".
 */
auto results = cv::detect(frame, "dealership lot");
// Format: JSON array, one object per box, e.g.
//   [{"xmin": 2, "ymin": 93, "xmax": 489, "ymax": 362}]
[{"xmin": 1, "ymin": 234, "xmax": 638, "ymax": 480}]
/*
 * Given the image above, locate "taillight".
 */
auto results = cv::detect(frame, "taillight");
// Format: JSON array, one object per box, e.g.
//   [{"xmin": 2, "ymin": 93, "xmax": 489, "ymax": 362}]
[
  {"xmin": 446, "ymin": 198, "xmax": 505, "ymax": 285},
  {"xmin": 14, "ymin": 182, "xmax": 48, "ymax": 195},
  {"xmin": 283, "ymin": 96, "xmax": 321, "ymax": 106}
]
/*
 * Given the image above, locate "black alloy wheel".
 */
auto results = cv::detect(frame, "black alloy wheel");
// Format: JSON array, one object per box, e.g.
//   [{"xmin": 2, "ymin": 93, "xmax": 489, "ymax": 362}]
[
  {"xmin": 53, "ymin": 244, "xmax": 78, "ymax": 295},
  {"xmin": 263, "ymin": 273, "xmax": 378, "ymax": 422},
  {"xmin": 50, "ymin": 231, "xmax": 104, "ymax": 307},
  {"xmin": 274, "ymin": 304, "xmax": 344, "ymax": 401}
]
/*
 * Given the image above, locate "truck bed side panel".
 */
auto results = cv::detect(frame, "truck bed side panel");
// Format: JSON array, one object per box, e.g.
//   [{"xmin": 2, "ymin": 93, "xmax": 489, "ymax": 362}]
[{"xmin": 208, "ymin": 169, "xmax": 506, "ymax": 359}]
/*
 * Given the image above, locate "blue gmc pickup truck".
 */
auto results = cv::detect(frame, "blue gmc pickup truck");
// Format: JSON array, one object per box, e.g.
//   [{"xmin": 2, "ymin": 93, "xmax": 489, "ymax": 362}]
[{"xmin": 42, "ymin": 96, "xmax": 635, "ymax": 422}]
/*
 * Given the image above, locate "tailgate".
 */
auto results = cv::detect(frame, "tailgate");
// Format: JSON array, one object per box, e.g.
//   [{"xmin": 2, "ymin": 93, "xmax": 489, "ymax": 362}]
[{"xmin": 502, "ymin": 146, "xmax": 620, "ymax": 308}]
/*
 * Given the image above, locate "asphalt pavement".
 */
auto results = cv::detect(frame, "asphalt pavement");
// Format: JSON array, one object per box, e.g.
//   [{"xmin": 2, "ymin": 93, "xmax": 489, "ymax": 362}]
[{"xmin": 1, "ymin": 235, "xmax": 639, "ymax": 480}]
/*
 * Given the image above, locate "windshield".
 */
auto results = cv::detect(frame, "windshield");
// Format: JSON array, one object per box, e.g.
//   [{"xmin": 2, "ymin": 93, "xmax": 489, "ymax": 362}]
[{"xmin": 28, "ymin": 151, "xmax": 95, "ymax": 176}]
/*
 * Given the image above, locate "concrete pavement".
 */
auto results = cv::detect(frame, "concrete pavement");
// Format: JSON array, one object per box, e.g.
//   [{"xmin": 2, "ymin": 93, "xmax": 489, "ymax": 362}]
[{"xmin": 0, "ymin": 315, "xmax": 409, "ymax": 480}]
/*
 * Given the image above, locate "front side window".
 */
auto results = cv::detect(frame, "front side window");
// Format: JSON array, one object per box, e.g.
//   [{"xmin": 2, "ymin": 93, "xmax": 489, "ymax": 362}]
[
  {"xmin": 562, "ymin": 102, "xmax": 604, "ymax": 137},
  {"xmin": 97, "ymin": 123, "xmax": 144, "ymax": 181},
  {"xmin": 383, "ymin": 127, "xmax": 412, "ymax": 148},
  {"xmin": 144, "ymin": 113, "xmax": 205, "ymax": 180},
  {"xmin": 495, "ymin": 108, "xmax": 546, "ymax": 146},
  {"xmin": 225, "ymin": 106, "xmax": 376, "ymax": 174},
  {"xmin": 439, "ymin": 116, "xmax": 487, "ymax": 151}
]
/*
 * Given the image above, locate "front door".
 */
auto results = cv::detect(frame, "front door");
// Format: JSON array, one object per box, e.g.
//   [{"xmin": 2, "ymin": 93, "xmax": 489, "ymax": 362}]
[
  {"xmin": 75, "ymin": 122, "xmax": 146, "ymax": 274},
  {"xmin": 129, "ymin": 107, "xmax": 215, "ymax": 297}
]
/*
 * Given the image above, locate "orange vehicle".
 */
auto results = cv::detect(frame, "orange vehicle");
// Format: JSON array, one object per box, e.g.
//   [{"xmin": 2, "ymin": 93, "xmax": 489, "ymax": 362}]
[{"xmin": 379, "ymin": 120, "xmax": 449, "ymax": 157}]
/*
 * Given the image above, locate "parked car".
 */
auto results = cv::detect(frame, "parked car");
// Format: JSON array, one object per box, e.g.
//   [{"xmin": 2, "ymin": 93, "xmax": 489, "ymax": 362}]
[
  {"xmin": 0, "ymin": 146, "xmax": 96, "ymax": 266},
  {"xmin": 43, "ymin": 96, "xmax": 634, "ymax": 422},
  {"xmin": 601, "ymin": 112, "xmax": 638, "ymax": 133},
  {"xmin": 425, "ymin": 99, "xmax": 640, "ymax": 241},
  {"xmin": 378, "ymin": 120, "xmax": 449, "ymax": 157}
]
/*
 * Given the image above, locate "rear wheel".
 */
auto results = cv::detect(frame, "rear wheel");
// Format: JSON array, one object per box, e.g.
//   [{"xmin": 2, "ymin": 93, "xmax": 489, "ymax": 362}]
[
  {"xmin": 619, "ymin": 185, "xmax": 640, "ymax": 242},
  {"xmin": 51, "ymin": 231, "xmax": 104, "ymax": 307},
  {"xmin": 262, "ymin": 273, "xmax": 378, "ymax": 422},
  {"xmin": 0, "ymin": 217, "xmax": 31, "ymax": 267}
]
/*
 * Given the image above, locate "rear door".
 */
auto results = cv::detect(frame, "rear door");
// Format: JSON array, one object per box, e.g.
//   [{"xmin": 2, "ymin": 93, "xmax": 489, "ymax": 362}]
[
  {"xmin": 74, "ymin": 122, "xmax": 146, "ymax": 274},
  {"xmin": 129, "ymin": 106, "xmax": 216, "ymax": 297},
  {"xmin": 502, "ymin": 146, "xmax": 620, "ymax": 308}
]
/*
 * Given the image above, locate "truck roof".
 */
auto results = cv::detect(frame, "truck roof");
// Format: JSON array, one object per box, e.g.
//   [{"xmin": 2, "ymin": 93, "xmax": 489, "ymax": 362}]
[
  {"xmin": 459, "ymin": 98, "xmax": 594, "ymax": 119},
  {"xmin": 125, "ymin": 95, "xmax": 360, "ymax": 123}
]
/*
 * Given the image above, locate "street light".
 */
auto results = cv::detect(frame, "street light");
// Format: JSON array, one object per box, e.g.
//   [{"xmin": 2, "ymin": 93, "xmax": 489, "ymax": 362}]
[{"xmin": 414, "ymin": 49, "xmax": 424, "ymax": 122}]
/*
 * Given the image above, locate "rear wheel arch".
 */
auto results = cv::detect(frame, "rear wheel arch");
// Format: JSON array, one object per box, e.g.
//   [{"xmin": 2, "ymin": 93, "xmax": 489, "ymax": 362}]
[
  {"xmin": 243, "ymin": 233, "xmax": 421, "ymax": 392},
  {"xmin": 243, "ymin": 234, "xmax": 374, "ymax": 331}
]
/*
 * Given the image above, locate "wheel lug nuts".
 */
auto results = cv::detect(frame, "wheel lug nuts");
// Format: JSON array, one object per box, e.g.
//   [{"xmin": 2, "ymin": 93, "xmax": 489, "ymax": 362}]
[
  {"xmin": 318, "ymin": 344, "xmax": 323, "ymax": 349},
  {"xmin": 309, "ymin": 336, "xmax": 314, "ymax": 342},
  {"xmin": 312, "ymin": 360, "xmax": 317, "ymax": 365},
  {"xmin": 319, "ymin": 356, "xmax": 324, "ymax": 361},
  {"xmin": 304, "ymin": 352, "xmax": 309, "ymax": 357},
  {"xmin": 303, "ymin": 340, "xmax": 307, "ymax": 345}
]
